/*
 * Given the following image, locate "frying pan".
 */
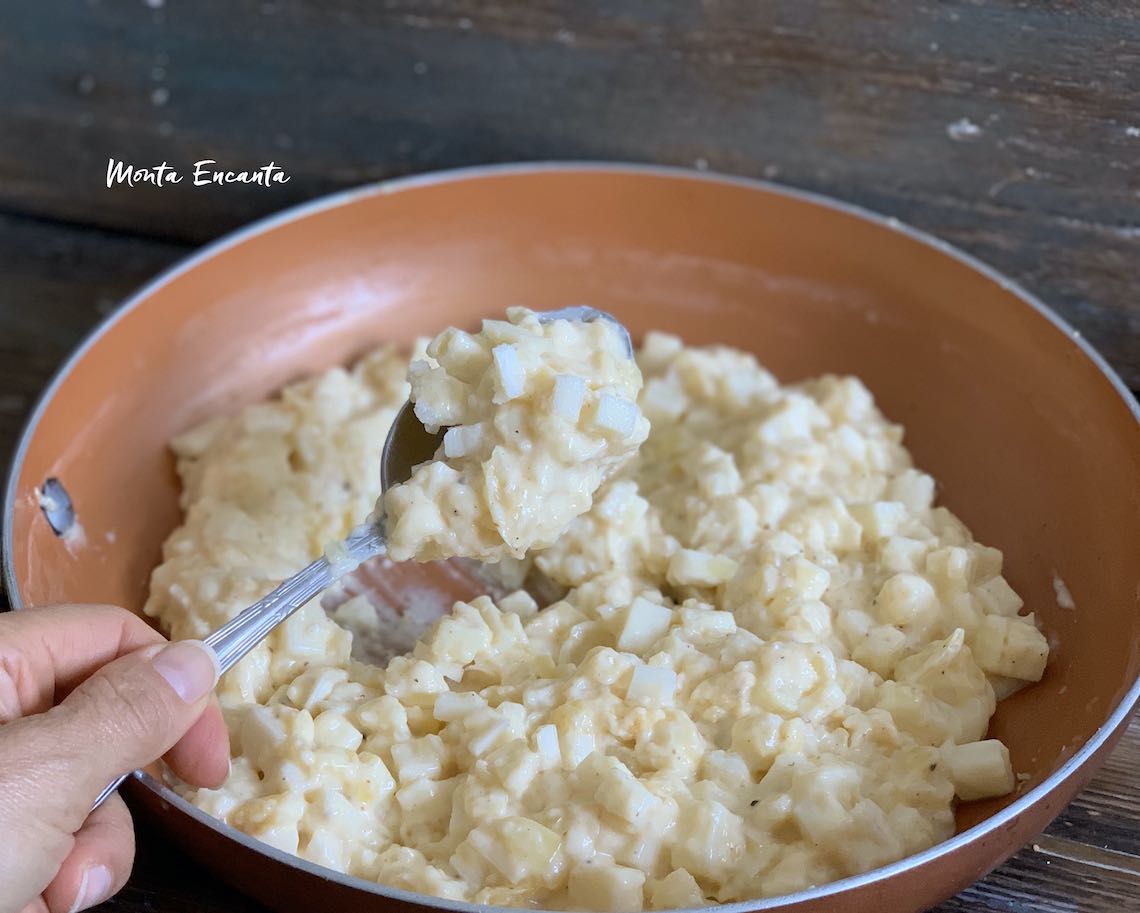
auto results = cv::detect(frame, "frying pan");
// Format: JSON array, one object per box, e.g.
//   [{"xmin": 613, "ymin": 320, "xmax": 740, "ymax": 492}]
[{"xmin": 5, "ymin": 164, "xmax": 1140, "ymax": 913}]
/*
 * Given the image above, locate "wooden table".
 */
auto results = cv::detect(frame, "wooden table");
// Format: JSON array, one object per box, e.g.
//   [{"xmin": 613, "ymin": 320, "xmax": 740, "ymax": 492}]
[{"xmin": 1, "ymin": 3, "xmax": 1137, "ymax": 911}]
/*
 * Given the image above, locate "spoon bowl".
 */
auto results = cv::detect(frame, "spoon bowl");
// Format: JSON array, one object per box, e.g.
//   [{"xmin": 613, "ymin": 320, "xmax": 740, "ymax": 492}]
[{"xmin": 381, "ymin": 402, "xmax": 441, "ymax": 492}]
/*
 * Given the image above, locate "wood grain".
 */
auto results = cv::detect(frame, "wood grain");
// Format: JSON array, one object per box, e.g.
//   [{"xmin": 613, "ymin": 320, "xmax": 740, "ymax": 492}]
[
  {"xmin": 1045, "ymin": 715, "xmax": 1140, "ymax": 859},
  {"xmin": 0, "ymin": 1, "xmax": 1138, "ymax": 384},
  {"xmin": 0, "ymin": 213, "xmax": 190, "ymax": 480}
]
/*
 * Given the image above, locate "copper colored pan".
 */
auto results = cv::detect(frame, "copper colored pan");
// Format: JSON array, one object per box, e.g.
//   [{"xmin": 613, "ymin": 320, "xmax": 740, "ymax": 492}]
[{"xmin": 4, "ymin": 164, "xmax": 1140, "ymax": 913}]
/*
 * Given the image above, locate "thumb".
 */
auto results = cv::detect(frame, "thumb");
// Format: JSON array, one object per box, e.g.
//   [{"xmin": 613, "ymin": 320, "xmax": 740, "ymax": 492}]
[{"xmin": 36, "ymin": 639, "xmax": 220, "ymax": 822}]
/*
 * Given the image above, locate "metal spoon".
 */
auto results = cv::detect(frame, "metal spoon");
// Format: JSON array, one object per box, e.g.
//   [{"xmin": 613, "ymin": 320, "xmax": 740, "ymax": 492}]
[{"xmin": 91, "ymin": 306, "xmax": 632, "ymax": 809}]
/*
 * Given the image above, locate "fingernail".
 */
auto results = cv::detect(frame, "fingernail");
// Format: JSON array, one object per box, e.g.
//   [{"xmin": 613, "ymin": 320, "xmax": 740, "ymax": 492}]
[
  {"xmin": 151, "ymin": 640, "xmax": 220, "ymax": 704},
  {"xmin": 69, "ymin": 863, "xmax": 113, "ymax": 913}
]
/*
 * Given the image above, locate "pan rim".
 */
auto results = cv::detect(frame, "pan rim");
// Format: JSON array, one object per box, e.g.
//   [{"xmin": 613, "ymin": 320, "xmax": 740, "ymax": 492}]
[{"xmin": 4, "ymin": 160, "xmax": 1140, "ymax": 913}]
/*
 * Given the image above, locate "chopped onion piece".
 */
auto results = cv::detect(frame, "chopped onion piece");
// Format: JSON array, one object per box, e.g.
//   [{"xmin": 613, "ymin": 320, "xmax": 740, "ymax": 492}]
[
  {"xmin": 562, "ymin": 730, "xmax": 595, "ymax": 768},
  {"xmin": 616, "ymin": 597, "xmax": 674, "ymax": 652},
  {"xmin": 443, "ymin": 423, "xmax": 486, "ymax": 459},
  {"xmin": 433, "ymin": 691, "xmax": 483, "ymax": 722},
  {"xmin": 593, "ymin": 394, "xmax": 638, "ymax": 436},
  {"xmin": 534, "ymin": 723, "xmax": 562, "ymax": 766},
  {"xmin": 552, "ymin": 374, "xmax": 587, "ymax": 422},
  {"xmin": 492, "ymin": 344, "xmax": 524, "ymax": 400},
  {"xmin": 468, "ymin": 717, "xmax": 511, "ymax": 757},
  {"xmin": 668, "ymin": 548, "xmax": 739, "ymax": 586},
  {"xmin": 627, "ymin": 664, "xmax": 678, "ymax": 705}
]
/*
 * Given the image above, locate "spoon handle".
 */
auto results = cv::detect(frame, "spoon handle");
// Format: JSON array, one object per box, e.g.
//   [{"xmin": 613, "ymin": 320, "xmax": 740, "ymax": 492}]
[{"xmin": 90, "ymin": 523, "xmax": 386, "ymax": 811}]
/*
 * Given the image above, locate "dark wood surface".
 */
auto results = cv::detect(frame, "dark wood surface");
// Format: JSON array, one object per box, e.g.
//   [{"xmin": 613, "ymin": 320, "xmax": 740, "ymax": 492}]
[{"xmin": 0, "ymin": 2, "xmax": 1137, "ymax": 911}]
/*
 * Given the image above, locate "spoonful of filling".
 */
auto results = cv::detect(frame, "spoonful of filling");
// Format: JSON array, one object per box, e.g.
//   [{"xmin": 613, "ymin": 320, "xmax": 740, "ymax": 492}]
[{"xmin": 383, "ymin": 306, "xmax": 647, "ymax": 563}]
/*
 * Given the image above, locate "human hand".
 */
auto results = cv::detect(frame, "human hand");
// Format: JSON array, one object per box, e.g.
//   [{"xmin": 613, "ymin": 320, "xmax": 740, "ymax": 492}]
[{"xmin": 0, "ymin": 604, "xmax": 230, "ymax": 913}]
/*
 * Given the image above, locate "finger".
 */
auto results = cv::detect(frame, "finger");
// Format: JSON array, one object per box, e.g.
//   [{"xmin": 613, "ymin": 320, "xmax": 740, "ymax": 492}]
[
  {"xmin": 164, "ymin": 694, "xmax": 230, "ymax": 788},
  {"xmin": 0, "ymin": 605, "xmax": 163, "ymax": 720},
  {"xmin": 8, "ymin": 639, "xmax": 219, "ymax": 836},
  {"xmin": 39, "ymin": 794, "xmax": 133, "ymax": 913}
]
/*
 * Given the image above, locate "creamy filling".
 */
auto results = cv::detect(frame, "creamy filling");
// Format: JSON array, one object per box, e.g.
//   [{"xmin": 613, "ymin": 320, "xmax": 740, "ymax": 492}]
[{"xmin": 144, "ymin": 326, "xmax": 1048, "ymax": 910}]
